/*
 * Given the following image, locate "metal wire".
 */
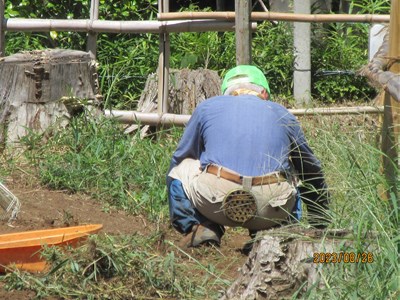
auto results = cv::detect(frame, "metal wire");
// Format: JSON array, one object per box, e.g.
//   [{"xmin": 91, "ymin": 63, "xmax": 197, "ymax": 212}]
[{"xmin": 314, "ymin": 70, "xmax": 356, "ymax": 76}]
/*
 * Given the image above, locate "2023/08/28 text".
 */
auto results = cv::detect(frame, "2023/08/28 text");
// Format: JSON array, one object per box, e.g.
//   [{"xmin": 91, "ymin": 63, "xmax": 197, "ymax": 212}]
[{"xmin": 313, "ymin": 252, "xmax": 374, "ymax": 264}]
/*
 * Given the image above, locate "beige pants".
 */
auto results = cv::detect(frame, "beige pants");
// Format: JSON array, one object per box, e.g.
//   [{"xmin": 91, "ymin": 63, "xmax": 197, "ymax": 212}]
[{"xmin": 169, "ymin": 158, "xmax": 296, "ymax": 230}]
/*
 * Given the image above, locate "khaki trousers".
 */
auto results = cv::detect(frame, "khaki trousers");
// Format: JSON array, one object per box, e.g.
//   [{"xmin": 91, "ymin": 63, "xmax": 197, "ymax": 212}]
[{"xmin": 169, "ymin": 158, "xmax": 296, "ymax": 230}]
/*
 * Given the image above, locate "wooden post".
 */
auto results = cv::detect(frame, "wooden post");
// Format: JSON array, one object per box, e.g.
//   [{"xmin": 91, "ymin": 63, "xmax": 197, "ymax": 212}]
[
  {"xmin": 87, "ymin": 0, "xmax": 99, "ymax": 58},
  {"xmin": 381, "ymin": 0, "xmax": 400, "ymax": 200},
  {"xmin": 158, "ymin": 0, "xmax": 170, "ymax": 115},
  {"xmin": 0, "ymin": 0, "xmax": 5, "ymax": 57},
  {"xmin": 235, "ymin": 0, "xmax": 252, "ymax": 65}
]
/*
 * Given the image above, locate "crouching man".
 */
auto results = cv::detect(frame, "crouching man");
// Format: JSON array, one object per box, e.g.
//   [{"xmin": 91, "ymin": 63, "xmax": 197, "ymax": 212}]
[{"xmin": 167, "ymin": 65, "xmax": 330, "ymax": 248}]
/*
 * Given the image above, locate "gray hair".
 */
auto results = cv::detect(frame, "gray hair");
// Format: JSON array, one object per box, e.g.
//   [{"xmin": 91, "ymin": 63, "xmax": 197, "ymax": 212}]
[{"xmin": 223, "ymin": 82, "xmax": 265, "ymax": 95}]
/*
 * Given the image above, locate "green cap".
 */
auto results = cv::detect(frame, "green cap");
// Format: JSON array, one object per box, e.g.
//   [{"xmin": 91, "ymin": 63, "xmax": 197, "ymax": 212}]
[{"xmin": 221, "ymin": 65, "xmax": 270, "ymax": 95}]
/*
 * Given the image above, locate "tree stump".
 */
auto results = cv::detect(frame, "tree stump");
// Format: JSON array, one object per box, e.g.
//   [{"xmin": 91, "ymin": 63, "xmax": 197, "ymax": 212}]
[
  {"xmin": 0, "ymin": 49, "xmax": 102, "ymax": 148},
  {"xmin": 125, "ymin": 68, "xmax": 221, "ymax": 135},
  {"xmin": 167, "ymin": 68, "xmax": 221, "ymax": 115},
  {"xmin": 221, "ymin": 227, "xmax": 352, "ymax": 300}
]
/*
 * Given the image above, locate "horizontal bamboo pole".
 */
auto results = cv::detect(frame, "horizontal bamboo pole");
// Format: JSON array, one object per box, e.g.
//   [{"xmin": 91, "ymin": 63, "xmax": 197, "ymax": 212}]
[
  {"xmin": 104, "ymin": 106, "xmax": 384, "ymax": 126},
  {"xmin": 3, "ymin": 19, "xmax": 256, "ymax": 33},
  {"xmin": 295, "ymin": 106, "xmax": 384, "ymax": 115},
  {"xmin": 158, "ymin": 11, "xmax": 390, "ymax": 23},
  {"xmin": 104, "ymin": 110, "xmax": 191, "ymax": 126}
]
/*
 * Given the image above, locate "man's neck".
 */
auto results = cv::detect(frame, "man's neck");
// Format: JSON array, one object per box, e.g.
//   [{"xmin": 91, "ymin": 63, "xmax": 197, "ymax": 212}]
[{"xmin": 231, "ymin": 89, "xmax": 264, "ymax": 99}]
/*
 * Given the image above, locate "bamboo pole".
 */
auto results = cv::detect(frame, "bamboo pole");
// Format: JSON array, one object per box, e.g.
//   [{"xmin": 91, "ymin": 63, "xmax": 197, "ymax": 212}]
[
  {"xmin": 157, "ymin": 11, "xmax": 390, "ymax": 23},
  {"xmin": 380, "ymin": 0, "xmax": 400, "ymax": 201},
  {"xmin": 0, "ymin": 0, "xmax": 4, "ymax": 57},
  {"xmin": 87, "ymin": 0, "xmax": 99, "ymax": 58},
  {"xmin": 105, "ymin": 111, "xmax": 191, "ymax": 126},
  {"xmin": 104, "ymin": 106, "xmax": 384, "ymax": 126},
  {"xmin": 163, "ymin": 0, "xmax": 170, "ymax": 115},
  {"xmin": 4, "ymin": 19, "xmax": 251, "ymax": 33},
  {"xmin": 294, "ymin": 106, "xmax": 384, "ymax": 115},
  {"xmin": 158, "ymin": 0, "xmax": 170, "ymax": 116},
  {"xmin": 235, "ymin": 0, "xmax": 252, "ymax": 65}
]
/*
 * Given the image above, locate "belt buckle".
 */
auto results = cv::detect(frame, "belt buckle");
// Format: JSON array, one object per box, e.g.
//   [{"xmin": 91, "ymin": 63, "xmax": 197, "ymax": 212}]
[{"xmin": 222, "ymin": 189, "xmax": 257, "ymax": 223}]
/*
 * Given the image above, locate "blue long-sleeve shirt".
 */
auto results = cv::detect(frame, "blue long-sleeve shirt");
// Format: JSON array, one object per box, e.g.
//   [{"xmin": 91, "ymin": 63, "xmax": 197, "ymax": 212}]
[{"xmin": 168, "ymin": 95, "xmax": 329, "ymax": 207}]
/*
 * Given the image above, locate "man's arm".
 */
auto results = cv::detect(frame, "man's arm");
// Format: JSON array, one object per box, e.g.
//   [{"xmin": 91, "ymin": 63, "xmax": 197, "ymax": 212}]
[
  {"xmin": 166, "ymin": 106, "xmax": 204, "ymax": 187},
  {"xmin": 287, "ymin": 116, "xmax": 331, "ymax": 228}
]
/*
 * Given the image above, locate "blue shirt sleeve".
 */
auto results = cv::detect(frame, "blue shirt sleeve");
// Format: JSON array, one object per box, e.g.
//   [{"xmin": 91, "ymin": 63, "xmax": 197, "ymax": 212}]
[
  {"xmin": 285, "ymin": 113, "xmax": 330, "ymax": 224},
  {"xmin": 166, "ymin": 105, "xmax": 204, "ymax": 186}
]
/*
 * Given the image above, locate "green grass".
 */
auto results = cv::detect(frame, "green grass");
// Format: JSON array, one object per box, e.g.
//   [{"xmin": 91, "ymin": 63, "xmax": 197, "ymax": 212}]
[
  {"xmin": 300, "ymin": 114, "xmax": 399, "ymax": 299},
  {"xmin": 18, "ymin": 112, "xmax": 180, "ymax": 221},
  {"xmin": 0, "ymin": 111, "xmax": 398, "ymax": 299},
  {"xmin": 1, "ymin": 233, "xmax": 232, "ymax": 299}
]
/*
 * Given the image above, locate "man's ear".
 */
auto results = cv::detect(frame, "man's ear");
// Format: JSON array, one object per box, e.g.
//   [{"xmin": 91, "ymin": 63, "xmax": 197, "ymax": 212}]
[{"xmin": 261, "ymin": 89, "xmax": 269, "ymax": 100}]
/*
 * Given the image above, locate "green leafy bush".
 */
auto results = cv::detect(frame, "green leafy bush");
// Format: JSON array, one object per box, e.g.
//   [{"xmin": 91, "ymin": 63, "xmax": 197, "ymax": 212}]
[
  {"xmin": 253, "ymin": 21, "xmax": 295, "ymax": 98},
  {"xmin": 4, "ymin": 0, "xmax": 390, "ymax": 105},
  {"xmin": 97, "ymin": 32, "xmax": 159, "ymax": 109},
  {"xmin": 311, "ymin": 22, "xmax": 376, "ymax": 102}
]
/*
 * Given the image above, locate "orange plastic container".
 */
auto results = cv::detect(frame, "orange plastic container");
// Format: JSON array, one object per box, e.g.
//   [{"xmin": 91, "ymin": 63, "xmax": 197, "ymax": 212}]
[{"xmin": 0, "ymin": 224, "xmax": 103, "ymax": 273}]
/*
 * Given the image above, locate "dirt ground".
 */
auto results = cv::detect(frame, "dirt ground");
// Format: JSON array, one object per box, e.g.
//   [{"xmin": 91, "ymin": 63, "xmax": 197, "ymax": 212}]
[{"xmin": 0, "ymin": 169, "xmax": 250, "ymax": 299}]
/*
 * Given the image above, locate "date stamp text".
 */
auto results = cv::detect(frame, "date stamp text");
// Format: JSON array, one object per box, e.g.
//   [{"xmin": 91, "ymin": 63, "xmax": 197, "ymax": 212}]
[{"xmin": 313, "ymin": 252, "xmax": 374, "ymax": 264}]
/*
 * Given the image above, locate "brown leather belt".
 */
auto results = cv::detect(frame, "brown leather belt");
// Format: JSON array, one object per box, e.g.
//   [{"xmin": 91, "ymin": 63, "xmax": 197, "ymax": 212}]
[{"xmin": 206, "ymin": 165, "xmax": 286, "ymax": 186}]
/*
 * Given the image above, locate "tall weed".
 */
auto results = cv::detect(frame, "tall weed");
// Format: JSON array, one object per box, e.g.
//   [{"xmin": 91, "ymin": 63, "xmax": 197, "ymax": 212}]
[{"xmin": 300, "ymin": 114, "xmax": 398, "ymax": 299}]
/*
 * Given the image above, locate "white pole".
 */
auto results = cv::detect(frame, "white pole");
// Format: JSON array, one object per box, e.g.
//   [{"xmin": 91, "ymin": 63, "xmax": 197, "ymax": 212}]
[{"xmin": 293, "ymin": 0, "xmax": 311, "ymax": 105}]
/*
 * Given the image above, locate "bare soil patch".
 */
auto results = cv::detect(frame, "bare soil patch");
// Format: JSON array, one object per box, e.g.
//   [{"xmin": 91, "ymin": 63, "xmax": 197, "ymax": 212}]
[{"xmin": 0, "ymin": 169, "xmax": 249, "ymax": 299}]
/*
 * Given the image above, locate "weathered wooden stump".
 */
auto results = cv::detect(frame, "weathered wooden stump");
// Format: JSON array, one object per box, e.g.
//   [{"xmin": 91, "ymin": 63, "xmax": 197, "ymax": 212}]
[
  {"xmin": 125, "ymin": 68, "xmax": 221, "ymax": 135},
  {"xmin": 221, "ymin": 227, "xmax": 352, "ymax": 300},
  {"xmin": 167, "ymin": 68, "xmax": 221, "ymax": 114},
  {"xmin": 0, "ymin": 49, "xmax": 102, "ymax": 148}
]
